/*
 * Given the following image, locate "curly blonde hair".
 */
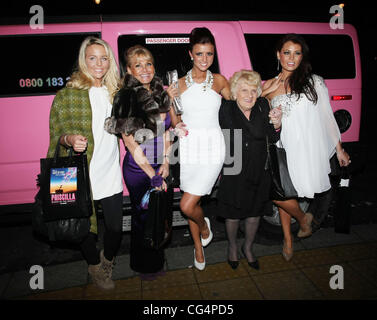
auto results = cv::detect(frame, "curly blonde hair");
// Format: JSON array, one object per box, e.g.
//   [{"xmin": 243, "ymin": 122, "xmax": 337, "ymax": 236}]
[
  {"xmin": 66, "ymin": 37, "xmax": 120, "ymax": 101},
  {"xmin": 124, "ymin": 45, "xmax": 154, "ymax": 68},
  {"xmin": 229, "ymin": 70, "xmax": 262, "ymax": 100}
]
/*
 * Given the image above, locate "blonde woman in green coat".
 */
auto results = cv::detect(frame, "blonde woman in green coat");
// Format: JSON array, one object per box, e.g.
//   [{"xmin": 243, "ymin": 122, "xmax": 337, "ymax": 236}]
[{"xmin": 47, "ymin": 37, "xmax": 123, "ymax": 290}]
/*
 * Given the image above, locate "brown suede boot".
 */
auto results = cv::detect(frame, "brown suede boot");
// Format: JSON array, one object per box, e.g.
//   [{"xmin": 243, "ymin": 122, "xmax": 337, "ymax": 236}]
[
  {"xmin": 88, "ymin": 262, "xmax": 114, "ymax": 290},
  {"xmin": 100, "ymin": 250, "xmax": 115, "ymax": 289}
]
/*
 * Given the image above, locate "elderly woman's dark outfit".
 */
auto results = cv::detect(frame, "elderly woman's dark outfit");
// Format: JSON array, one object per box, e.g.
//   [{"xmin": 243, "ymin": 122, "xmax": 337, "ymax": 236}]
[
  {"xmin": 217, "ymin": 97, "xmax": 280, "ymax": 218},
  {"xmin": 216, "ymin": 97, "xmax": 280, "ymax": 265}
]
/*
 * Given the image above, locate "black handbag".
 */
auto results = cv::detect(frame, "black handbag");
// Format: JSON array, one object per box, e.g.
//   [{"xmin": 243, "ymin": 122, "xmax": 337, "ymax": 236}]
[
  {"xmin": 31, "ymin": 137, "xmax": 91, "ymax": 243},
  {"xmin": 142, "ymin": 184, "xmax": 173, "ymax": 250},
  {"xmin": 266, "ymin": 136, "xmax": 298, "ymax": 200},
  {"xmin": 333, "ymin": 166, "xmax": 351, "ymax": 234},
  {"xmin": 39, "ymin": 138, "xmax": 92, "ymax": 221}
]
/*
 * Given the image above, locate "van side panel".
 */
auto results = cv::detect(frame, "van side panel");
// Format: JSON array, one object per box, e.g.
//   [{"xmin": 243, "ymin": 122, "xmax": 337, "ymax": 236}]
[
  {"xmin": 239, "ymin": 21, "xmax": 362, "ymax": 143},
  {"xmin": 0, "ymin": 23, "xmax": 101, "ymax": 206}
]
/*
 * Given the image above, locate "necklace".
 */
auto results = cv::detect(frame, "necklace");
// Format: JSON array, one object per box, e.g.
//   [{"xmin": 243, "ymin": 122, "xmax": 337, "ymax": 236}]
[{"xmin": 185, "ymin": 69, "xmax": 214, "ymax": 91}]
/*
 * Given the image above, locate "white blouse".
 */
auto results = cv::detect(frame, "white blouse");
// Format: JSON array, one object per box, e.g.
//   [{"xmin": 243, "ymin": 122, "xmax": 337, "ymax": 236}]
[{"xmin": 89, "ymin": 86, "xmax": 123, "ymax": 200}]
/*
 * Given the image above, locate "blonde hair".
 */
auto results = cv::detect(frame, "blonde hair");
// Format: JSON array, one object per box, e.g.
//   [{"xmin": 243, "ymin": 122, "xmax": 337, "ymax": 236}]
[
  {"xmin": 125, "ymin": 45, "xmax": 154, "ymax": 68},
  {"xmin": 229, "ymin": 70, "xmax": 262, "ymax": 100},
  {"xmin": 66, "ymin": 37, "xmax": 120, "ymax": 100}
]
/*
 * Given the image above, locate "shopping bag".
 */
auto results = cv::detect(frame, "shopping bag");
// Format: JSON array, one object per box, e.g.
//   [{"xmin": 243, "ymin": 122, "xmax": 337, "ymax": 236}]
[{"xmin": 38, "ymin": 138, "xmax": 92, "ymax": 222}]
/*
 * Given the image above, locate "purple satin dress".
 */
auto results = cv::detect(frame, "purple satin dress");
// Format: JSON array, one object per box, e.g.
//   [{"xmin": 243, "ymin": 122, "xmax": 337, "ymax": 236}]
[{"xmin": 123, "ymin": 113, "xmax": 171, "ymax": 273}]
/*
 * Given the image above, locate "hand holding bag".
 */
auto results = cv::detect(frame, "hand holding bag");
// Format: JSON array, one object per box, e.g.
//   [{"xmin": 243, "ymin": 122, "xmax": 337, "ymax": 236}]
[
  {"xmin": 266, "ymin": 136, "xmax": 298, "ymax": 200},
  {"xmin": 32, "ymin": 137, "xmax": 91, "ymax": 243}
]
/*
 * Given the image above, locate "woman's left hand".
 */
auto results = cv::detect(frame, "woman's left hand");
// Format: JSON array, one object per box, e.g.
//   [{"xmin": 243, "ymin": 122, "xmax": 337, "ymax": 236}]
[
  {"xmin": 337, "ymin": 149, "xmax": 351, "ymax": 167},
  {"xmin": 269, "ymin": 106, "xmax": 282, "ymax": 129},
  {"xmin": 158, "ymin": 162, "xmax": 169, "ymax": 179}
]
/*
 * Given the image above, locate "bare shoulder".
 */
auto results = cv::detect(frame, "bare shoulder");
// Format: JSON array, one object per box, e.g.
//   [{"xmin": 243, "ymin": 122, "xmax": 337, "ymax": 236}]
[{"xmin": 213, "ymin": 73, "xmax": 228, "ymax": 84}]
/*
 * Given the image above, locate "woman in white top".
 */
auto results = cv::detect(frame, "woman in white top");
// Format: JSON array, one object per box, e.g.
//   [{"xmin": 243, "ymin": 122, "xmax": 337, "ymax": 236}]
[
  {"xmin": 168, "ymin": 27, "xmax": 230, "ymax": 270},
  {"xmin": 48, "ymin": 37, "xmax": 123, "ymax": 290},
  {"xmin": 262, "ymin": 34, "xmax": 350, "ymax": 261}
]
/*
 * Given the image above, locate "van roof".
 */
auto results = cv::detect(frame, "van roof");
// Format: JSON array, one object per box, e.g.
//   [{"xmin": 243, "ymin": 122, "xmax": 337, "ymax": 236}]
[{"xmin": 0, "ymin": 13, "xmax": 331, "ymax": 26}]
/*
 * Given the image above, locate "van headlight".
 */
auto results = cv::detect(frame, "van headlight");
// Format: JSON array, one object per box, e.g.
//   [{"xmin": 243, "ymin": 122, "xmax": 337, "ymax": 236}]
[{"xmin": 334, "ymin": 109, "xmax": 352, "ymax": 133}]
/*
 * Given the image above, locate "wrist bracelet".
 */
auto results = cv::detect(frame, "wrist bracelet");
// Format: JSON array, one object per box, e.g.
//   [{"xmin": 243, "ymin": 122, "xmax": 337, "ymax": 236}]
[
  {"xmin": 64, "ymin": 135, "xmax": 72, "ymax": 147},
  {"xmin": 151, "ymin": 174, "xmax": 164, "ymax": 187}
]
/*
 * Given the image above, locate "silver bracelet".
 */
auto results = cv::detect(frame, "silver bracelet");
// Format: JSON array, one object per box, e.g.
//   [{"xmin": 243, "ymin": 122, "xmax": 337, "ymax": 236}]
[{"xmin": 64, "ymin": 135, "xmax": 72, "ymax": 147}]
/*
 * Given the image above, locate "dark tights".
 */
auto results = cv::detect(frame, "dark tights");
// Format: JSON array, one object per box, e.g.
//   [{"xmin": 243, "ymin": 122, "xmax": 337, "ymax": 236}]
[
  {"xmin": 226, "ymin": 217, "xmax": 260, "ymax": 262},
  {"xmin": 80, "ymin": 192, "xmax": 123, "ymax": 265}
]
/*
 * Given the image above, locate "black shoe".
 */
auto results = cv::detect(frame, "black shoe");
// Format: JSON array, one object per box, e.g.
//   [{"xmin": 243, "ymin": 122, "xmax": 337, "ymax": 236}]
[
  {"xmin": 227, "ymin": 259, "xmax": 239, "ymax": 270},
  {"xmin": 241, "ymin": 247, "xmax": 260, "ymax": 270},
  {"xmin": 247, "ymin": 260, "xmax": 260, "ymax": 270}
]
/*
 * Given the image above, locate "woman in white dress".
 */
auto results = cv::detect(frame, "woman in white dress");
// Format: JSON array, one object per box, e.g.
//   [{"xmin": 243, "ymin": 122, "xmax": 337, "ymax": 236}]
[
  {"xmin": 262, "ymin": 34, "xmax": 350, "ymax": 261},
  {"xmin": 168, "ymin": 27, "xmax": 230, "ymax": 270}
]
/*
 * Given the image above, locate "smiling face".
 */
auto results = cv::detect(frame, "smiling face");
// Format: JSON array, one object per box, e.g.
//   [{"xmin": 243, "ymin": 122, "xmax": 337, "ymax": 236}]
[
  {"xmin": 189, "ymin": 43, "xmax": 215, "ymax": 72},
  {"xmin": 85, "ymin": 44, "xmax": 110, "ymax": 87},
  {"xmin": 277, "ymin": 41, "xmax": 303, "ymax": 73},
  {"xmin": 235, "ymin": 80, "xmax": 258, "ymax": 113},
  {"xmin": 127, "ymin": 54, "xmax": 155, "ymax": 89}
]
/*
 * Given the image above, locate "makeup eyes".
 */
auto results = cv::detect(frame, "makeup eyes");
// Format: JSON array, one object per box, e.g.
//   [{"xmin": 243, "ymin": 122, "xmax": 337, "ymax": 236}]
[
  {"xmin": 134, "ymin": 62, "xmax": 153, "ymax": 68},
  {"xmin": 283, "ymin": 51, "xmax": 302, "ymax": 56},
  {"xmin": 195, "ymin": 52, "xmax": 214, "ymax": 57}
]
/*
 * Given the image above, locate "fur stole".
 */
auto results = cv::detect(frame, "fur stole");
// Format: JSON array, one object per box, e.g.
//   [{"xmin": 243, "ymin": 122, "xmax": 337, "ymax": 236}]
[{"xmin": 104, "ymin": 73, "xmax": 171, "ymax": 143}]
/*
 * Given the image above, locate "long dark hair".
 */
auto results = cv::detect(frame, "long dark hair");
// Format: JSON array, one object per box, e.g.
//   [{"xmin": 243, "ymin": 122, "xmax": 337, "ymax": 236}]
[
  {"xmin": 189, "ymin": 27, "xmax": 216, "ymax": 51},
  {"xmin": 276, "ymin": 34, "xmax": 318, "ymax": 104}
]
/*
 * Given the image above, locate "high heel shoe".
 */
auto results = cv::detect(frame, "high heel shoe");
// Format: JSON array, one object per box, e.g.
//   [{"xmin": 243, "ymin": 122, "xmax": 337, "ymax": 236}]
[
  {"xmin": 201, "ymin": 217, "xmax": 213, "ymax": 247},
  {"xmin": 297, "ymin": 212, "xmax": 313, "ymax": 238},
  {"xmin": 227, "ymin": 260, "xmax": 239, "ymax": 270},
  {"xmin": 241, "ymin": 247, "xmax": 260, "ymax": 270},
  {"xmin": 194, "ymin": 247, "xmax": 205, "ymax": 271},
  {"xmin": 282, "ymin": 240, "xmax": 293, "ymax": 262}
]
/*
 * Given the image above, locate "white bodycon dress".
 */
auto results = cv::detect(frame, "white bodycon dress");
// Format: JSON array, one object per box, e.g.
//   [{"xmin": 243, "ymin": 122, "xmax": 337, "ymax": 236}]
[{"xmin": 179, "ymin": 81, "xmax": 225, "ymax": 196}]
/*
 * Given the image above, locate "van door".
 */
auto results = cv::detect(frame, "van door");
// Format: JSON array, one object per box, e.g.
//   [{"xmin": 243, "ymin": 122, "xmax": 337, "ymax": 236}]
[{"xmin": 101, "ymin": 20, "xmax": 251, "ymax": 196}]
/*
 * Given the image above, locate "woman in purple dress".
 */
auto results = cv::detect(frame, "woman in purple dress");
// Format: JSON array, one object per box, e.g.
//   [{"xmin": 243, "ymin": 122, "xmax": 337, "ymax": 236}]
[{"xmin": 105, "ymin": 45, "xmax": 171, "ymax": 279}]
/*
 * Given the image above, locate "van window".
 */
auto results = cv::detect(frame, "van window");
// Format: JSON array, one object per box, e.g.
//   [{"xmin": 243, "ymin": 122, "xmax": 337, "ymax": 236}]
[
  {"xmin": 244, "ymin": 34, "xmax": 356, "ymax": 80},
  {"xmin": 1, "ymin": 32, "xmax": 100, "ymax": 97},
  {"xmin": 117, "ymin": 34, "xmax": 220, "ymax": 85}
]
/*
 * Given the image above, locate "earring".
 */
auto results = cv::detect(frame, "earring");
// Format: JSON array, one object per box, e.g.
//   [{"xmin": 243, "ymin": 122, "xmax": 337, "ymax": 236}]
[
  {"xmin": 277, "ymin": 59, "xmax": 280, "ymax": 71},
  {"xmin": 191, "ymin": 57, "xmax": 193, "ymax": 61}
]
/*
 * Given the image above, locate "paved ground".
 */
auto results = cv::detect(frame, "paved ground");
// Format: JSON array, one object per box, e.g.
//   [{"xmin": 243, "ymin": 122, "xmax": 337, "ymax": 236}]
[{"xmin": 1, "ymin": 223, "xmax": 377, "ymax": 301}]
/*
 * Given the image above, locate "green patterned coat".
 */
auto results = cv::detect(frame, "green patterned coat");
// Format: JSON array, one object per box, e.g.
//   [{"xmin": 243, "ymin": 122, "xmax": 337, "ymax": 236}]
[{"xmin": 47, "ymin": 87, "xmax": 97, "ymax": 234}]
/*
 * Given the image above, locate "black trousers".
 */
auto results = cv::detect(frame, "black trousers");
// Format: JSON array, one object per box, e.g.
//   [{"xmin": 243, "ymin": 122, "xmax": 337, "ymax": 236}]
[{"xmin": 80, "ymin": 191, "xmax": 123, "ymax": 265}]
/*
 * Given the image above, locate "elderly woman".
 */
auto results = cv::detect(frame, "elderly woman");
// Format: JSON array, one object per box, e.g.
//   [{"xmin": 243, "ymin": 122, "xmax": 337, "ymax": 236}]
[{"xmin": 216, "ymin": 70, "xmax": 282, "ymax": 270}]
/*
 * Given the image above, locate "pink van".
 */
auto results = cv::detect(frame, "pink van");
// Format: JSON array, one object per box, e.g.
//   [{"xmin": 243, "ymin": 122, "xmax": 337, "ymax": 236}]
[{"xmin": 0, "ymin": 18, "xmax": 361, "ymax": 224}]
